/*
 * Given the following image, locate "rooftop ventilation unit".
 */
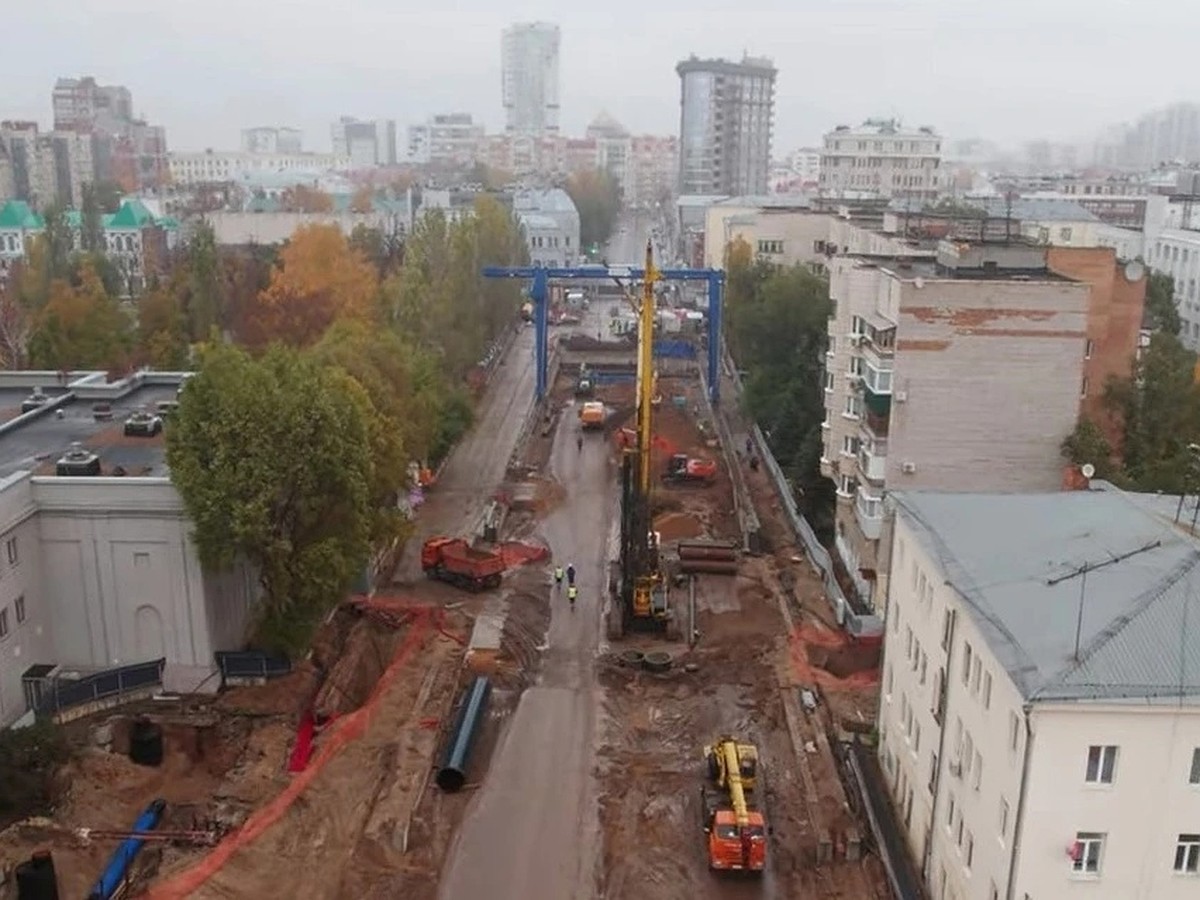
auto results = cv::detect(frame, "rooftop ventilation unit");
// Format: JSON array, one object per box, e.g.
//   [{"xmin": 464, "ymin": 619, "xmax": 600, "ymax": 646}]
[{"xmin": 55, "ymin": 442, "xmax": 101, "ymax": 477}]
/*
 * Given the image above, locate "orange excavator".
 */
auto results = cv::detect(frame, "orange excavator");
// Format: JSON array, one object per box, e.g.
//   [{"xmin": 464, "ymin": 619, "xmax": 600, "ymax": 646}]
[{"xmin": 701, "ymin": 736, "xmax": 768, "ymax": 873}]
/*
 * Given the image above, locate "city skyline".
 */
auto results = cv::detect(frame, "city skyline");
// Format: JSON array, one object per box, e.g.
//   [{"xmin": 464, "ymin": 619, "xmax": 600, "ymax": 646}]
[{"xmin": 7, "ymin": 1, "xmax": 1200, "ymax": 156}]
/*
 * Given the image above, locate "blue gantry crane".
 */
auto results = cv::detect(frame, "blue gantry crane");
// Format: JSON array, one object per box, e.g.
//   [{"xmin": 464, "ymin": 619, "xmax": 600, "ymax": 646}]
[{"xmin": 481, "ymin": 260, "xmax": 725, "ymax": 403}]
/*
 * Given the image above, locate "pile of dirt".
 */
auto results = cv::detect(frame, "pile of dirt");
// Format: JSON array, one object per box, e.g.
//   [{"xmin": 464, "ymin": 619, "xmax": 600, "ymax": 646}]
[{"xmin": 653, "ymin": 511, "xmax": 703, "ymax": 542}]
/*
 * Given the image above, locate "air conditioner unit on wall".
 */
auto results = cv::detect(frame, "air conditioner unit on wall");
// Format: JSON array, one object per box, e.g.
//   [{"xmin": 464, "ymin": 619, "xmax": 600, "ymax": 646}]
[
  {"xmin": 894, "ymin": 390, "xmax": 908, "ymax": 402},
  {"xmin": 902, "ymin": 461, "xmax": 917, "ymax": 474}
]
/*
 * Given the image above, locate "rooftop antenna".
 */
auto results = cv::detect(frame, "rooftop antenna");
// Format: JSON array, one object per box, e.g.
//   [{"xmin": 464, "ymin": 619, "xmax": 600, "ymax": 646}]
[{"xmin": 1047, "ymin": 539, "xmax": 1163, "ymax": 661}]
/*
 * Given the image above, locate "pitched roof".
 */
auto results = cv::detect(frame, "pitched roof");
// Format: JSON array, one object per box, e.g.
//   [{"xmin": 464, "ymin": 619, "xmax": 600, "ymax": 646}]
[
  {"xmin": 0, "ymin": 200, "xmax": 44, "ymax": 230},
  {"xmin": 107, "ymin": 199, "xmax": 157, "ymax": 229},
  {"xmin": 893, "ymin": 489, "xmax": 1200, "ymax": 705}
]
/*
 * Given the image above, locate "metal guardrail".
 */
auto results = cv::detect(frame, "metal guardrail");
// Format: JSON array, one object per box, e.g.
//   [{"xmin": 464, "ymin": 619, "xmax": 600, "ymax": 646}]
[
  {"xmin": 31, "ymin": 658, "xmax": 166, "ymax": 717},
  {"xmin": 723, "ymin": 350, "xmax": 853, "ymax": 626},
  {"xmin": 214, "ymin": 651, "xmax": 292, "ymax": 682}
]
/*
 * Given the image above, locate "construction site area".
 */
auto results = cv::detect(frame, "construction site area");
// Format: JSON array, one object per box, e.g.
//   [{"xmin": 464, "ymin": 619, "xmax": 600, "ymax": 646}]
[{"xmin": 0, "ymin": 251, "xmax": 895, "ymax": 900}]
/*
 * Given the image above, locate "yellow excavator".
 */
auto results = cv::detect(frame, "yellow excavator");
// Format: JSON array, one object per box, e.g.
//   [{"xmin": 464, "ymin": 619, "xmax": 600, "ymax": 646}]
[
  {"xmin": 605, "ymin": 241, "xmax": 680, "ymax": 641},
  {"xmin": 702, "ymin": 737, "xmax": 768, "ymax": 872}
]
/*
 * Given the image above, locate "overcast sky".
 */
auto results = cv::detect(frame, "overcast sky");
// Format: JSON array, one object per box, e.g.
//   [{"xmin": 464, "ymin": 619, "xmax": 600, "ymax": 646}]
[{"xmin": 6, "ymin": 0, "xmax": 1193, "ymax": 154}]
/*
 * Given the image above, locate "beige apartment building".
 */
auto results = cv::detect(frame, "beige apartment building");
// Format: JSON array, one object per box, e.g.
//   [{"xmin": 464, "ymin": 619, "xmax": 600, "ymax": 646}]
[{"xmin": 820, "ymin": 241, "xmax": 1091, "ymax": 608}]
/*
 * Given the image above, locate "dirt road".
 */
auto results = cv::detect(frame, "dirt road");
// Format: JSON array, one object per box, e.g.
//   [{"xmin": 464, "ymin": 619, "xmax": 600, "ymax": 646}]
[
  {"xmin": 438, "ymin": 396, "xmax": 610, "ymax": 899},
  {"xmin": 394, "ymin": 324, "xmax": 537, "ymax": 580}
]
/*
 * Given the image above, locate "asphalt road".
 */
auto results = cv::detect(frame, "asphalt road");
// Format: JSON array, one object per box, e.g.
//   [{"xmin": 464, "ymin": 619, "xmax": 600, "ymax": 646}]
[
  {"xmin": 438, "ymin": 380, "xmax": 613, "ymax": 900},
  {"xmin": 393, "ymin": 324, "xmax": 537, "ymax": 581}
]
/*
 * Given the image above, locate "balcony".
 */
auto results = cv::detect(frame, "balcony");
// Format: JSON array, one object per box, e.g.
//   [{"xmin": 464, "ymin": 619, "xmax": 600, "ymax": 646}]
[
  {"xmin": 858, "ymin": 438, "xmax": 888, "ymax": 482},
  {"xmin": 863, "ymin": 361, "xmax": 893, "ymax": 396},
  {"xmin": 862, "ymin": 409, "xmax": 889, "ymax": 439},
  {"xmin": 855, "ymin": 486, "xmax": 884, "ymax": 541}
]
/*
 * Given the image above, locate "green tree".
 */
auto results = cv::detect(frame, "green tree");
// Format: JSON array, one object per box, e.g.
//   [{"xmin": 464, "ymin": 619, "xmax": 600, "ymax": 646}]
[
  {"xmin": 1145, "ymin": 271, "xmax": 1181, "ymax": 336},
  {"xmin": 80, "ymin": 183, "xmax": 105, "ymax": 253},
  {"xmin": 1060, "ymin": 418, "xmax": 1116, "ymax": 479},
  {"xmin": 310, "ymin": 320, "xmax": 445, "ymax": 545},
  {"xmin": 349, "ymin": 223, "xmax": 405, "ymax": 279},
  {"xmin": 1105, "ymin": 332, "xmax": 1200, "ymax": 492},
  {"xmin": 724, "ymin": 249, "xmax": 834, "ymax": 533},
  {"xmin": 565, "ymin": 169, "xmax": 622, "ymax": 251},
  {"xmin": 167, "ymin": 344, "xmax": 373, "ymax": 654},
  {"xmin": 183, "ymin": 221, "xmax": 222, "ymax": 341}
]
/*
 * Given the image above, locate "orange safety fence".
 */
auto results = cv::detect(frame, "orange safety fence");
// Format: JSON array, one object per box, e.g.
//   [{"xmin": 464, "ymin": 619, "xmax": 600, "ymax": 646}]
[
  {"xmin": 137, "ymin": 607, "xmax": 435, "ymax": 900},
  {"xmin": 497, "ymin": 541, "xmax": 549, "ymax": 568},
  {"xmin": 787, "ymin": 627, "xmax": 881, "ymax": 690}
]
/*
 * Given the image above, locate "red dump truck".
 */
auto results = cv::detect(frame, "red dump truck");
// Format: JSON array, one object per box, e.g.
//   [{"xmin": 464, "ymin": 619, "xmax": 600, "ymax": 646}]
[{"xmin": 421, "ymin": 537, "xmax": 506, "ymax": 592}]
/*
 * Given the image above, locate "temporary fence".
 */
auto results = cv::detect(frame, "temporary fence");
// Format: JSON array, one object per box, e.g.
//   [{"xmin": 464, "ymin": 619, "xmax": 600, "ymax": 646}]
[
  {"xmin": 722, "ymin": 350, "xmax": 855, "ymax": 626},
  {"xmin": 137, "ymin": 608, "xmax": 436, "ymax": 900},
  {"xmin": 28, "ymin": 658, "xmax": 165, "ymax": 720}
]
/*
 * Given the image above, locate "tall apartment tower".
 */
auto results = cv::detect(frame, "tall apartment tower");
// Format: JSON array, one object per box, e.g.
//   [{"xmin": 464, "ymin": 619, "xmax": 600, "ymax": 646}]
[
  {"xmin": 501, "ymin": 23, "xmax": 561, "ymax": 137},
  {"xmin": 676, "ymin": 55, "xmax": 776, "ymax": 196}
]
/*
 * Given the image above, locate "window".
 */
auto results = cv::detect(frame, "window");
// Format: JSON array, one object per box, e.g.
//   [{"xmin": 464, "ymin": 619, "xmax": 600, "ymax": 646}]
[
  {"xmin": 1085, "ymin": 745, "xmax": 1118, "ymax": 785},
  {"xmin": 1084, "ymin": 339, "xmax": 1095, "ymax": 359},
  {"xmin": 962, "ymin": 642, "xmax": 973, "ymax": 685},
  {"xmin": 983, "ymin": 672, "xmax": 992, "ymax": 709},
  {"xmin": 1081, "ymin": 376, "xmax": 1089, "ymax": 398},
  {"xmin": 6, "ymin": 537, "xmax": 16, "ymax": 566},
  {"xmin": 973, "ymin": 751, "xmax": 983, "ymax": 791},
  {"xmin": 966, "ymin": 831, "xmax": 975, "ymax": 868},
  {"xmin": 999, "ymin": 797, "xmax": 1010, "ymax": 838},
  {"xmin": 929, "ymin": 752, "xmax": 938, "ymax": 793},
  {"xmin": 824, "ymin": 371, "xmax": 834, "ymax": 392},
  {"xmin": 843, "ymin": 395, "xmax": 862, "ymax": 419},
  {"xmin": 14, "ymin": 595, "xmax": 24, "ymax": 624},
  {"xmin": 1176, "ymin": 834, "xmax": 1200, "ymax": 874},
  {"xmin": 971, "ymin": 656, "xmax": 981, "ymax": 694},
  {"xmin": 1190, "ymin": 748, "xmax": 1200, "ymax": 785},
  {"xmin": 841, "ymin": 435, "xmax": 859, "ymax": 456},
  {"xmin": 941, "ymin": 609, "xmax": 954, "ymax": 650},
  {"xmin": 1008, "ymin": 712, "xmax": 1021, "ymax": 753},
  {"xmin": 913, "ymin": 722, "xmax": 921, "ymax": 755},
  {"xmin": 1071, "ymin": 832, "xmax": 1104, "ymax": 875},
  {"xmin": 0, "ymin": 607, "xmax": 7, "ymax": 639},
  {"xmin": 919, "ymin": 652, "xmax": 928, "ymax": 686},
  {"xmin": 947, "ymin": 794, "xmax": 956, "ymax": 830},
  {"xmin": 757, "ymin": 239, "xmax": 783, "ymax": 255}
]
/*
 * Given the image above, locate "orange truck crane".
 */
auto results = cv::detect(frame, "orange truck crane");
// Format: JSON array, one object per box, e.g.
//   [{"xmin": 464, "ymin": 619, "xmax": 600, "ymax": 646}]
[{"xmin": 701, "ymin": 736, "xmax": 768, "ymax": 872}]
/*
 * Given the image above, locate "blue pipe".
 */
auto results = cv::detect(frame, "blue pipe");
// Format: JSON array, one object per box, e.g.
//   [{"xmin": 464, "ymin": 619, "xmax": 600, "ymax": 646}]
[
  {"xmin": 436, "ymin": 677, "xmax": 492, "ymax": 792},
  {"xmin": 87, "ymin": 798, "xmax": 166, "ymax": 900}
]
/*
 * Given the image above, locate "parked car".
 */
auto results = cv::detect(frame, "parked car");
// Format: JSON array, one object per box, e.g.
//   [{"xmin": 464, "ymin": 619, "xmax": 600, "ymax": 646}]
[
  {"xmin": 123, "ymin": 410, "xmax": 163, "ymax": 437},
  {"xmin": 155, "ymin": 400, "xmax": 180, "ymax": 419},
  {"xmin": 20, "ymin": 391, "xmax": 49, "ymax": 413},
  {"xmin": 92, "ymin": 402, "xmax": 114, "ymax": 421}
]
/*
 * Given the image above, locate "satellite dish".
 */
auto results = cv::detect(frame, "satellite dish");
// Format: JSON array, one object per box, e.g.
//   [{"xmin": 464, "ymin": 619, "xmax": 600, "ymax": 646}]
[
  {"xmin": 1081, "ymin": 463, "xmax": 1096, "ymax": 479},
  {"xmin": 1124, "ymin": 260, "xmax": 1145, "ymax": 282}
]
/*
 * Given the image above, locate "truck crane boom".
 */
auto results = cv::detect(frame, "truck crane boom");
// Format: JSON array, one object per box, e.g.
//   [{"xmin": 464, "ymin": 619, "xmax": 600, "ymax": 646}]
[{"xmin": 702, "ymin": 736, "xmax": 768, "ymax": 872}]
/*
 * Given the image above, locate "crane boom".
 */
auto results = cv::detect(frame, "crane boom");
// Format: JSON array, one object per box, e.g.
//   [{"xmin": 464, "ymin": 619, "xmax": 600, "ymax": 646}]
[
  {"xmin": 719, "ymin": 739, "xmax": 751, "ymax": 828},
  {"xmin": 635, "ymin": 240, "xmax": 658, "ymax": 498}
]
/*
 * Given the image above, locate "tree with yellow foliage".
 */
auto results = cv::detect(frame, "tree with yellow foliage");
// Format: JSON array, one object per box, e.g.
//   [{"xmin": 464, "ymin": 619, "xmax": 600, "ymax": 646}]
[
  {"xmin": 247, "ymin": 225, "xmax": 379, "ymax": 348},
  {"xmin": 27, "ymin": 260, "xmax": 133, "ymax": 373}
]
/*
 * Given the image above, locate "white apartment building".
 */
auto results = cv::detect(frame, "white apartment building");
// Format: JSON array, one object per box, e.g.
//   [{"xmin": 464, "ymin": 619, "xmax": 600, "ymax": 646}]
[
  {"xmin": 821, "ymin": 242, "xmax": 1089, "ymax": 607},
  {"xmin": 241, "ymin": 126, "xmax": 303, "ymax": 155},
  {"xmin": 167, "ymin": 150, "xmax": 351, "ymax": 186},
  {"xmin": 501, "ymin": 22, "xmax": 561, "ymax": 137},
  {"xmin": 406, "ymin": 113, "xmax": 484, "ymax": 166},
  {"xmin": 513, "ymin": 187, "xmax": 579, "ymax": 266},
  {"xmin": 820, "ymin": 119, "xmax": 942, "ymax": 200},
  {"xmin": 677, "ymin": 55, "xmax": 776, "ymax": 197},
  {"xmin": 881, "ymin": 488, "xmax": 1200, "ymax": 900}
]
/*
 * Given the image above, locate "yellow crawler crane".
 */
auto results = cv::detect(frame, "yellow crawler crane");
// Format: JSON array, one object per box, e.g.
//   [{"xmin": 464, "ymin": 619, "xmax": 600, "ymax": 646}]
[{"xmin": 605, "ymin": 241, "xmax": 679, "ymax": 641}]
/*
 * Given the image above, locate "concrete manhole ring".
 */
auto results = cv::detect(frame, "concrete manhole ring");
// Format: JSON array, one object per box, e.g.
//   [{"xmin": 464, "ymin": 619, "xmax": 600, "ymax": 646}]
[
  {"xmin": 642, "ymin": 651, "xmax": 673, "ymax": 673},
  {"xmin": 618, "ymin": 650, "xmax": 645, "ymax": 667}
]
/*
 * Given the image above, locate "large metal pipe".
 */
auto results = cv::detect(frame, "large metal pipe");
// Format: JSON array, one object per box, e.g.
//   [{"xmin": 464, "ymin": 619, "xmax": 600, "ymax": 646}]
[
  {"xmin": 679, "ymin": 559, "xmax": 739, "ymax": 575},
  {"xmin": 436, "ymin": 676, "xmax": 492, "ymax": 792},
  {"xmin": 87, "ymin": 799, "xmax": 165, "ymax": 900}
]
